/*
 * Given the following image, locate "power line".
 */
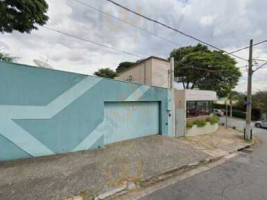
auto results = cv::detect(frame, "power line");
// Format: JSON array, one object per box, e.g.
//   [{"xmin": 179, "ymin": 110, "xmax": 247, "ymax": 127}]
[
  {"xmin": 43, "ymin": 26, "xmax": 246, "ymax": 75},
  {"xmin": 254, "ymin": 58, "xmax": 267, "ymax": 62},
  {"xmin": 71, "ymin": 0, "xmax": 182, "ymax": 47},
  {"xmin": 43, "ymin": 26, "xmax": 144, "ymax": 58},
  {"xmin": 254, "ymin": 61, "xmax": 267, "ymax": 73},
  {"xmin": 238, "ymin": 65, "xmax": 248, "ymax": 68},
  {"xmin": 74, "ymin": 0, "xmax": 258, "ymax": 64},
  {"xmin": 177, "ymin": 64, "xmax": 246, "ymax": 74},
  {"xmin": 230, "ymin": 39, "xmax": 267, "ymax": 54},
  {"xmin": 106, "ymin": 0, "xmax": 248, "ymax": 61}
]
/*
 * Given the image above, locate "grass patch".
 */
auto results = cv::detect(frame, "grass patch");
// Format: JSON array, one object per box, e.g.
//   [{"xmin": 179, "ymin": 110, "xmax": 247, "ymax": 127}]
[{"xmin": 138, "ymin": 181, "xmax": 145, "ymax": 188}]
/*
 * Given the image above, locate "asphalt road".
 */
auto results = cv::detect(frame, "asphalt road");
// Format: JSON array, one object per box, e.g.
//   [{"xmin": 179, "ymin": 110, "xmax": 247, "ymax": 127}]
[{"xmin": 141, "ymin": 118, "xmax": 267, "ymax": 200}]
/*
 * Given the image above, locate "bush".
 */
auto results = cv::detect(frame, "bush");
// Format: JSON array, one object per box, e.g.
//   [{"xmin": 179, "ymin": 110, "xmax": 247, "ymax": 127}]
[
  {"xmin": 214, "ymin": 103, "xmax": 262, "ymax": 121},
  {"xmin": 193, "ymin": 120, "xmax": 207, "ymax": 127},
  {"xmin": 206, "ymin": 116, "xmax": 220, "ymax": 124},
  {"xmin": 186, "ymin": 122, "xmax": 193, "ymax": 129},
  {"xmin": 213, "ymin": 103, "xmax": 244, "ymax": 112},
  {"xmin": 232, "ymin": 110, "xmax": 246, "ymax": 119},
  {"xmin": 213, "ymin": 103, "xmax": 227, "ymax": 110},
  {"xmin": 252, "ymin": 108, "xmax": 262, "ymax": 121}
]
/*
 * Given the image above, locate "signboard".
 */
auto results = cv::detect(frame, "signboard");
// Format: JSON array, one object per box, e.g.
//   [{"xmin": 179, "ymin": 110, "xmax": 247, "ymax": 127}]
[{"xmin": 185, "ymin": 90, "xmax": 217, "ymax": 101}]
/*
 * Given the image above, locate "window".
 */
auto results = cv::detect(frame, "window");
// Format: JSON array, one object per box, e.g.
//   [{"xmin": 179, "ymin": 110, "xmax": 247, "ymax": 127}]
[
  {"xmin": 186, "ymin": 101, "xmax": 213, "ymax": 118},
  {"xmin": 128, "ymin": 75, "xmax": 133, "ymax": 81}
]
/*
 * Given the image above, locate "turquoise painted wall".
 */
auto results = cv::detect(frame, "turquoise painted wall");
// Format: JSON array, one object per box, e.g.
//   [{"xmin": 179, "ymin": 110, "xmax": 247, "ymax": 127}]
[{"xmin": 0, "ymin": 61, "xmax": 171, "ymax": 161}]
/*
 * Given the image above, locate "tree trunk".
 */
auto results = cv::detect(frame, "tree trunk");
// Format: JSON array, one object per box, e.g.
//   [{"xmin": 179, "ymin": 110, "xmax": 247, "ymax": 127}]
[
  {"xmin": 181, "ymin": 77, "xmax": 186, "ymax": 88},
  {"xmin": 186, "ymin": 81, "xmax": 189, "ymax": 89}
]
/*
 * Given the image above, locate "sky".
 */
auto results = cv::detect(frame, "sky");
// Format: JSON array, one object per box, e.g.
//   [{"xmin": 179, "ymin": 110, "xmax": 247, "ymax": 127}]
[{"xmin": 1, "ymin": 0, "xmax": 267, "ymax": 93}]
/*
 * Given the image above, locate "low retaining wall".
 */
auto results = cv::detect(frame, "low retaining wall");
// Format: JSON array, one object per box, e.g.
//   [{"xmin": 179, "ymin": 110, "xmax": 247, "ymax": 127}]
[
  {"xmin": 187, "ymin": 115, "xmax": 212, "ymax": 123},
  {"xmin": 186, "ymin": 122, "xmax": 219, "ymax": 137}
]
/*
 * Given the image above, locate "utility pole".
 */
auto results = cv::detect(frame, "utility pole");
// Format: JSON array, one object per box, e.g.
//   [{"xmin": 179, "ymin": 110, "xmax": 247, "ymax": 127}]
[
  {"xmin": 230, "ymin": 98, "xmax": 233, "ymax": 118},
  {"xmin": 229, "ymin": 84, "xmax": 233, "ymax": 118},
  {"xmin": 225, "ymin": 100, "xmax": 228, "ymax": 129},
  {"xmin": 170, "ymin": 57, "xmax": 176, "ymax": 137},
  {"xmin": 245, "ymin": 39, "xmax": 253, "ymax": 140}
]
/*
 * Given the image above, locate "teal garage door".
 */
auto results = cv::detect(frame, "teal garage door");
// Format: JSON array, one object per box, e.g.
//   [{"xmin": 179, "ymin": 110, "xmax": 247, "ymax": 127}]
[{"xmin": 103, "ymin": 102, "xmax": 160, "ymax": 145}]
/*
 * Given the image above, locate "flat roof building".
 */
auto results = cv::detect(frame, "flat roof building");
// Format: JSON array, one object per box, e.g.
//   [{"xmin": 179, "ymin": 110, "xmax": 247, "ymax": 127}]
[{"xmin": 116, "ymin": 56, "xmax": 171, "ymax": 88}]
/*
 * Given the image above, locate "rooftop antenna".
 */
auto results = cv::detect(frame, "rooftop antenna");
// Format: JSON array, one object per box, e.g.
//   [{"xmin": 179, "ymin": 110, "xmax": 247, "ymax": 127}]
[{"xmin": 33, "ymin": 59, "xmax": 54, "ymax": 69}]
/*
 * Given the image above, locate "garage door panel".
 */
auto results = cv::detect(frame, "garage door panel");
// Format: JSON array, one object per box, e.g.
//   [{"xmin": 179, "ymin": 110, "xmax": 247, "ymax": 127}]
[{"xmin": 103, "ymin": 102, "xmax": 159, "ymax": 145}]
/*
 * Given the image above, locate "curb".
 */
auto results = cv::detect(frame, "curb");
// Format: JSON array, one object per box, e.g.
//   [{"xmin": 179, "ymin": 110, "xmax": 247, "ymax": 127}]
[{"xmin": 95, "ymin": 182, "xmax": 136, "ymax": 200}]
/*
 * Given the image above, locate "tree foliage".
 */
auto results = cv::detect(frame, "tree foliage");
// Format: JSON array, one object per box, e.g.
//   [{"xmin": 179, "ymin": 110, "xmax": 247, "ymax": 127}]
[
  {"xmin": 170, "ymin": 44, "xmax": 241, "ymax": 97},
  {"xmin": 116, "ymin": 61, "xmax": 135, "ymax": 73},
  {"xmin": 0, "ymin": 52, "xmax": 16, "ymax": 62},
  {"xmin": 252, "ymin": 91, "xmax": 267, "ymax": 113},
  {"xmin": 231, "ymin": 91, "xmax": 246, "ymax": 108},
  {"xmin": 94, "ymin": 68, "xmax": 118, "ymax": 79},
  {"xmin": 0, "ymin": 0, "xmax": 49, "ymax": 33}
]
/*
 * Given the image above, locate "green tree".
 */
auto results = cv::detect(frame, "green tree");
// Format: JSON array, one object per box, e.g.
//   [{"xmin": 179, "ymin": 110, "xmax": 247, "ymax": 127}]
[
  {"xmin": 0, "ymin": 0, "xmax": 49, "ymax": 33},
  {"xmin": 116, "ymin": 61, "xmax": 135, "ymax": 73},
  {"xmin": 0, "ymin": 52, "xmax": 16, "ymax": 62},
  {"xmin": 94, "ymin": 68, "xmax": 118, "ymax": 79},
  {"xmin": 170, "ymin": 44, "xmax": 241, "ymax": 97},
  {"xmin": 252, "ymin": 91, "xmax": 267, "ymax": 114},
  {"xmin": 231, "ymin": 91, "xmax": 246, "ymax": 109}
]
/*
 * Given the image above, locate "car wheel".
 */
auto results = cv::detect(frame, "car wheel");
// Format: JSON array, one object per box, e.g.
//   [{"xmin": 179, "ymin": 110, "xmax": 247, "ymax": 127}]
[{"xmin": 255, "ymin": 123, "xmax": 261, "ymax": 128}]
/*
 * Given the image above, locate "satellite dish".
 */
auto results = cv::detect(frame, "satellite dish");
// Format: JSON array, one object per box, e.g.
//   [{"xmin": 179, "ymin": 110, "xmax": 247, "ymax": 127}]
[{"xmin": 33, "ymin": 59, "xmax": 54, "ymax": 69}]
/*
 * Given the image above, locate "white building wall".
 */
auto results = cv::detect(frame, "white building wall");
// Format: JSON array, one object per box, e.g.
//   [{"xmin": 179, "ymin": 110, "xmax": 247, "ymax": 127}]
[
  {"xmin": 151, "ymin": 59, "xmax": 170, "ymax": 88},
  {"xmin": 116, "ymin": 57, "xmax": 170, "ymax": 88},
  {"xmin": 115, "ymin": 62, "xmax": 147, "ymax": 84}
]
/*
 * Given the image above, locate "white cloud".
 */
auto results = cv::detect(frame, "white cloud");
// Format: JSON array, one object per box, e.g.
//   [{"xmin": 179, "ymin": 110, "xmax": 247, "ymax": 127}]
[
  {"xmin": 200, "ymin": 15, "xmax": 216, "ymax": 26},
  {"xmin": 0, "ymin": 0, "xmax": 267, "ymax": 93}
]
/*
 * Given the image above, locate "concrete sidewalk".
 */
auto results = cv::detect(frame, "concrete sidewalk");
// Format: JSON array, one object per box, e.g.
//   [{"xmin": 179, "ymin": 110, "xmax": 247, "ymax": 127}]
[
  {"xmin": 178, "ymin": 127, "xmax": 252, "ymax": 159},
  {"xmin": 0, "ymin": 135, "xmax": 208, "ymax": 200}
]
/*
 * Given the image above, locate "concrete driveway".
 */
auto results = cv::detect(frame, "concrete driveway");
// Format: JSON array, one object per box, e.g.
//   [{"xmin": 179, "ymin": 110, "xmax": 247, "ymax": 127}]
[{"xmin": 0, "ymin": 135, "xmax": 208, "ymax": 200}]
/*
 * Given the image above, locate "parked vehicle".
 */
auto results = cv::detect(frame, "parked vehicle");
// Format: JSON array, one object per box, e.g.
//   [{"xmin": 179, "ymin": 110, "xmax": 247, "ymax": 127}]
[
  {"xmin": 255, "ymin": 120, "xmax": 267, "ymax": 128},
  {"xmin": 213, "ymin": 109, "xmax": 224, "ymax": 117}
]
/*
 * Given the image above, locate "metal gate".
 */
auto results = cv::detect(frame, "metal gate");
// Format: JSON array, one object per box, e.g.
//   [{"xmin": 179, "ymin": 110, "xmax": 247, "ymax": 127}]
[{"xmin": 103, "ymin": 102, "xmax": 160, "ymax": 145}]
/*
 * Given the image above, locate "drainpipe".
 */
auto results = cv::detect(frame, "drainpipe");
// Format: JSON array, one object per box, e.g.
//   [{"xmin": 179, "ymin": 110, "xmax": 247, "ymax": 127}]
[{"xmin": 144, "ymin": 62, "xmax": 147, "ymax": 85}]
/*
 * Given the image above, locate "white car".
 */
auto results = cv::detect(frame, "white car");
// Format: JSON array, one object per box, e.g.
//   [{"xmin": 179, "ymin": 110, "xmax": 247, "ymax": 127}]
[
  {"xmin": 255, "ymin": 120, "xmax": 267, "ymax": 128},
  {"xmin": 213, "ymin": 109, "xmax": 224, "ymax": 117}
]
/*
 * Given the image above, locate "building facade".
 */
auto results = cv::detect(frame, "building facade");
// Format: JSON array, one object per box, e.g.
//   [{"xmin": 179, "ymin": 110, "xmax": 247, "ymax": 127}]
[
  {"xmin": 116, "ymin": 56, "xmax": 171, "ymax": 88},
  {"xmin": 175, "ymin": 89, "xmax": 218, "ymax": 137}
]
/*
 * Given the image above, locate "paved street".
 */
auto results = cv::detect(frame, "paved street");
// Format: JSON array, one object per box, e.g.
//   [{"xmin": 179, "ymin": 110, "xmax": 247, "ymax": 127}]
[
  {"xmin": 141, "ymin": 118, "xmax": 267, "ymax": 200},
  {"xmin": 220, "ymin": 117, "xmax": 256, "ymax": 131}
]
